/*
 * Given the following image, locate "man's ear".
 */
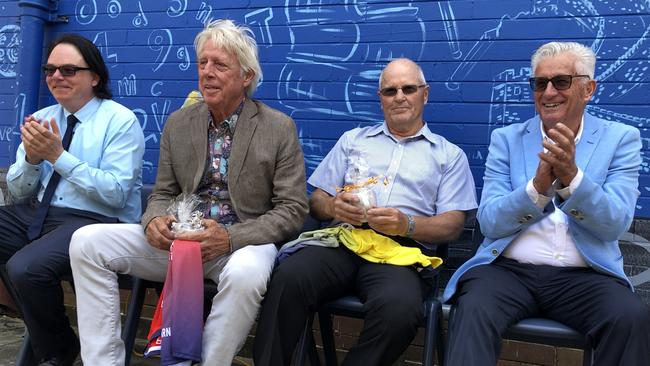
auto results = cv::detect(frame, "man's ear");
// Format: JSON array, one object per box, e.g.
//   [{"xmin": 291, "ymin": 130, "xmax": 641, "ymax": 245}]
[
  {"xmin": 583, "ymin": 79, "xmax": 597, "ymax": 101},
  {"xmin": 243, "ymin": 70, "xmax": 254, "ymax": 87}
]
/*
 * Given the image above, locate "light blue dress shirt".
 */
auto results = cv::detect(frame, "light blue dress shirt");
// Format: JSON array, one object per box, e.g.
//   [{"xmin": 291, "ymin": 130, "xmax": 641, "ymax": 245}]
[
  {"xmin": 7, "ymin": 97, "xmax": 145, "ymax": 223},
  {"xmin": 308, "ymin": 122, "xmax": 478, "ymax": 247}
]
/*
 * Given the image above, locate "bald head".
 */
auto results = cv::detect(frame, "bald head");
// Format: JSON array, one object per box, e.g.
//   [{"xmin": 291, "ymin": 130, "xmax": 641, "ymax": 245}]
[{"xmin": 379, "ymin": 58, "xmax": 426, "ymax": 89}]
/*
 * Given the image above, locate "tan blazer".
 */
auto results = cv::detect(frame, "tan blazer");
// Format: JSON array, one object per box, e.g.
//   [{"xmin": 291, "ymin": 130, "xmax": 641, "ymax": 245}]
[{"xmin": 141, "ymin": 99, "xmax": 309, "ymax": 250}]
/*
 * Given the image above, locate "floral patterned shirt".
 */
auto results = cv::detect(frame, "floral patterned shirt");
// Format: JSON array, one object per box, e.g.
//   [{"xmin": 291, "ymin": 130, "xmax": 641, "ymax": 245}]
[{"xmin": 195, "ymin": 102, "xmax": 244, "ymax": 226}]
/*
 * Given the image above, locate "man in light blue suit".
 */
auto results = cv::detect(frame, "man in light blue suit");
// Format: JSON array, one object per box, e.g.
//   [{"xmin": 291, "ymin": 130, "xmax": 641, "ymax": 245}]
[{"xmin": 444, "ymin": 41, "xmax": 650, "ymax": 365}]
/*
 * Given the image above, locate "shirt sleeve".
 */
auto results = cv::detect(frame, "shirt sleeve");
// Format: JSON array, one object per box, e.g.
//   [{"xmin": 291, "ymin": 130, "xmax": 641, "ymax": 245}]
[
  {"xmin": 55, "ymin": 112, "xmax": 145, "ymax": 209},
  {"xmin": 434, "ymin": 147, "xmax": 478, "ymax": 214},
  {"xmin": 6, "ymin": 144, "xmax": 42, "ymax": 203},
  {"xmin": 307, "ymin": 132, "xmax": 351, "ymax": 197},
  {"xmin": 556, "ymin": 169, "xmax": 583, "ymax": 200},
  {"xmin": 525, "ymin": 178, "xmax": 553, "ymax": 209}
]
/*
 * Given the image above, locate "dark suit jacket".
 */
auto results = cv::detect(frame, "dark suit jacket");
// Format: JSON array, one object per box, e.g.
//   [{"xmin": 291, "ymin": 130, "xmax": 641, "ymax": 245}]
[{"xmin": 141, "ymin": 99, "xmax": 309, "ymax": 251}]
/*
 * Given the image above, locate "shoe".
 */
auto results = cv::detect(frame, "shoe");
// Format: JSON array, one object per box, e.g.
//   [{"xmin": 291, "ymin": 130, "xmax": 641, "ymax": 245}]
[{"xmin": 38, "ymin": 331, "xmax": 80, "ymax": 366}]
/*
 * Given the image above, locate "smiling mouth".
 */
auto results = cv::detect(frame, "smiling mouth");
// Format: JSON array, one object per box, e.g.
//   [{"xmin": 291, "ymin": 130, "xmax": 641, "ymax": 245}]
[{"xmin": 543, "ymin": 102, "xmax": 562, "ymax": 109}]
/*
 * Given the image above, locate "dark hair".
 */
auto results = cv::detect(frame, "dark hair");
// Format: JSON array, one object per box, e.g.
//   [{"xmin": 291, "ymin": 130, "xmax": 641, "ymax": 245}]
[{"xmin": 46, "ymin": 34, "xmax": 112, "ymax": 99}]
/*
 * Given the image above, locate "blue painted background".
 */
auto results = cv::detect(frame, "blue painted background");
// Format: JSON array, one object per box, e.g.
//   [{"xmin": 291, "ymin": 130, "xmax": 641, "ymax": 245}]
[{"xmin": 0, "ymin": 0, "xmax": 648, "ymax": 215}]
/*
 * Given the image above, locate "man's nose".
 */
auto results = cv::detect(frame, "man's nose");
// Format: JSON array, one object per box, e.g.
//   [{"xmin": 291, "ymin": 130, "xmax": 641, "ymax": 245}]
[
  {"xmin": 394, "ymin": 88, "xmax": 407, "ymax": 100},
  {"xmin": 543, "ymin": 80, "xmax": 559, "ymax": 95}
]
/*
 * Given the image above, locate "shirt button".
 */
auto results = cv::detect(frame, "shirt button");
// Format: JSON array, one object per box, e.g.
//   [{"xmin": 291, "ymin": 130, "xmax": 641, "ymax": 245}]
[{"xmin": 569, "ymin": 209, "xmax": 579, "ymax": 216}]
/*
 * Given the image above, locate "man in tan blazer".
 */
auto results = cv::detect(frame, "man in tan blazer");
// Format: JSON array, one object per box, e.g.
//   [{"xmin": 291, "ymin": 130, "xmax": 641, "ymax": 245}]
[{"xmin": 67, "ymin": 19, "xmax": 308, "ymax": 366}]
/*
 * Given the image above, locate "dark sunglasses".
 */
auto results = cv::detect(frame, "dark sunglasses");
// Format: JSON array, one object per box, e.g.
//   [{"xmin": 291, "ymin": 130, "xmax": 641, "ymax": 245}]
[
  {"xmin": 43, "ymin": 64, "xmax": 91, "ymax": 77},
  {"xmin": 528, "ymin": 74, "xmax": 590, "ymax": 92},
  {"xmin": 379, "ymin": 84, "xmax": 427, "ymax": 97}
]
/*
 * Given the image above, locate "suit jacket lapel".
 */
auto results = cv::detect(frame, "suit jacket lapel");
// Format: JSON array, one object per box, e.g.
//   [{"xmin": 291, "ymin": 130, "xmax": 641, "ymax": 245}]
[
  {"xmin": 190, "ymin": 103, "xmax": 210, "ymax": 190},
  {"xmin": 575, "ymin": 113, "xmax": 601, "ymax": 171},
  {"xmin": 229, "ymin": 99, "xmax": 259, "ymax": 187},
  {"xmin": 522, "ymin": 117, "xmax": 542, "ymax": 181}
]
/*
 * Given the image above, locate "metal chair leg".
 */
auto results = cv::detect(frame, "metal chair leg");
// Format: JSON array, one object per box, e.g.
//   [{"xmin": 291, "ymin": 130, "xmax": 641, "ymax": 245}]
[
  {"xmin": 295, "ymin": 313, "xmax": 320, "ymax": 366},
  {"xmin": 318, "ymin": 311, "xmax": 337, "ymax": 366},
  {"xmin": 121, "ymin": 277, "xmax": 148, "ymax": 366}
]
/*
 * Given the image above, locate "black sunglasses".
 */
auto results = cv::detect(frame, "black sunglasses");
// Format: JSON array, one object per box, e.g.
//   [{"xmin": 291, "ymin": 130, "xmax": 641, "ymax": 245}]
[
  {"xmin": 43, "ymin": 64, "xmax": 92, "ymax": 77},
  {"xmin": 528, "ymin": 74, "xmax": 590, "ymax": 92},
  {"xmin": 379, "ymin": 84, "xmax": 427, "ymax": 97}
]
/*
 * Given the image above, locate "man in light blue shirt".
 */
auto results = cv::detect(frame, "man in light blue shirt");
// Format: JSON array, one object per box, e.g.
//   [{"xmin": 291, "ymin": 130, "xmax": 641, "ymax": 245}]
[
  {"xmin": 0, "ymin": 34, "xmax": 144, "ymax": 366},
  {"xmin": 255, "ymin": 58, "xmax": 477, "ymax": 366}
]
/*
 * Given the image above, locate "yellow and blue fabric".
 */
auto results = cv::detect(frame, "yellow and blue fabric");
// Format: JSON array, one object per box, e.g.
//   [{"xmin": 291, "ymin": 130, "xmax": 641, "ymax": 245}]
[{"xmin": 278, "ymin": 224, "xmax": 442, "ymax": 269}]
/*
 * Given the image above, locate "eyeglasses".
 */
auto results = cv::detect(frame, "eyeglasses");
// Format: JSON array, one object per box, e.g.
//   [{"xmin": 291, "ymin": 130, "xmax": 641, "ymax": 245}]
[
  {"xmin": 43, "ymin": 64, "xmax": 91, "ymax": 77},
  {"xmin": 528, "ymin": 75, "xmax": 590, "ymax": 91},
  {"xmin": 378, "ymin": 84, "xmax": 427, "ymax": 97}
]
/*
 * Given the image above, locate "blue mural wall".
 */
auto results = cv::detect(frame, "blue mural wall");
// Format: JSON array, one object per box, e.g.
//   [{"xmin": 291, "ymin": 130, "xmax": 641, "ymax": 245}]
[{"xmin": 0, "ymin": 0, "xmax": 648, "ymax": 215}]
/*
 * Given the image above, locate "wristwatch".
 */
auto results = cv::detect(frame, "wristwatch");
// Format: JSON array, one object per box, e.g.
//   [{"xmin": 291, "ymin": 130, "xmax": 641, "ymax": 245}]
[{"xmin": 405, "ymin": 214, "xmax": 416, "ymax": 238}]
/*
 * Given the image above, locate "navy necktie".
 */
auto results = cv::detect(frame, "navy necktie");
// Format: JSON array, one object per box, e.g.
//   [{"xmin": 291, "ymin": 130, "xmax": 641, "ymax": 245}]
[{"xmin": 26, "ymin": 114, "xmax": 79, "ymax": 240}]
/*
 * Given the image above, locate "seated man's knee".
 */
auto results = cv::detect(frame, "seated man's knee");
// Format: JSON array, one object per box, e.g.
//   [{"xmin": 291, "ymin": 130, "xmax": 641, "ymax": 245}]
[
  {"xmin": 221, "ymin": 248, "xmax": 276, "ymax": 294},
  {"xmin": 6, "ymin": 251, "xmax": 53, "ymax": 289},
  {"xmin": 69, "ymin": 225, "xmax": 106, "ymax": 265},
  {"xmin": 607, "ymin": 299, "xmax": 650, "ymax": 335},
  {"xmin": 366, "ymin": 290, "xmax": 423, "ymax": 328}
]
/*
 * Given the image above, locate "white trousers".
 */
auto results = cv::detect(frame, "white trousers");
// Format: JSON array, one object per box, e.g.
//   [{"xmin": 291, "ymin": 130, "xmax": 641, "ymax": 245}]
[{"xmin": 69, "ymin": 223, "xmax": 277, "ymax": 366}]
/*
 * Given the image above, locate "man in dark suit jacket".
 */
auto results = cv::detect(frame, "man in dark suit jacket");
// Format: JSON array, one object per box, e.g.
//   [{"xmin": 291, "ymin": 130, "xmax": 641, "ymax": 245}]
[{"xmin": 68, "ymin": 19, "xmax": 308, "ymax": 366}]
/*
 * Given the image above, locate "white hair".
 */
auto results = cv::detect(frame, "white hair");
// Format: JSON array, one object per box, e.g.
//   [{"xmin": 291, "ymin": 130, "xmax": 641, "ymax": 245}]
[
  {"xmin": 194, "ymin": 19, "xmax": 262, "ymax": 97},
  {"xmin": 531, "ymin": 41, "xmax": 596, "ymax": 79}
]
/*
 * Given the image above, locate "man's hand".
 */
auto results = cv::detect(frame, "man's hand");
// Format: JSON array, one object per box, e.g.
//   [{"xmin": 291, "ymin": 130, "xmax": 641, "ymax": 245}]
[
  {"xmin": 366, "ymin": 207, "xmax": 408, "ymax": 236},
  {"xmin": 174, "ymin": 219, "xmax": 230, "ymax": 262},
  {"xmin": 541, "ymin": 123, "xmax": 578, "ymax": 187},
  {"xmin": 145, "ymin": 215, "xmax": 176, "ymax": 251},
  {"xmin": 533, "ymin": 158, "xmax": 555, "ymax": 194},
  {"xmin": 329, "ymin": 192, "xmax": 365, "ymax": 226},
  {"xmin": 20, "ymin": 116, "xmax": 64, "ymax": 164}
]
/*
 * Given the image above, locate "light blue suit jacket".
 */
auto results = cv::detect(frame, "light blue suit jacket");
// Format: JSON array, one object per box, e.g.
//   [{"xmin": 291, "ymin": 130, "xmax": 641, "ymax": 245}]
[{"xmin": 443, "ymin": 113, "xmax": 641, "ymax": 302}]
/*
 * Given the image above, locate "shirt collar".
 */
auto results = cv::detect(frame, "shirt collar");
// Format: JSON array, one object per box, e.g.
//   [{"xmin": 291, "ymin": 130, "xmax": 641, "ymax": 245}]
[
  {"xmin": 539, "ymin": 116, "xmax": 584, "ymax": 145},
  {"xmin": 209, "ymin": 100, "xmax": 245, "ymax": 132},
  {"xmin": 368, "ymin": 121, "xmax": 437, "ymax": 144},
  {"xmin": 63, "ymin": 97, "xmax": 101, "ymax": 124}
]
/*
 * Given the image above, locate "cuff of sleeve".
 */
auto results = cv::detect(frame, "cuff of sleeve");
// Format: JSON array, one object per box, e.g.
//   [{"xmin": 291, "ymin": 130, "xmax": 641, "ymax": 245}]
[
  {"xmin": 556, "ymin": 169, "xmax": 583, "ymax": 200},
  {"xmin": 224, "ymin": 225, "xmax": 234, "ymax": 253},
  {"xmin": 526, "ymin": 179, "xmax": 552, "ymax": 209},
  {"xmin": 52, "ymin": 151, "xmax": 80, "ymax": 177},
  {"xmin": 17, "ymin": 157, "xmax": 43, "ymax": 176}
]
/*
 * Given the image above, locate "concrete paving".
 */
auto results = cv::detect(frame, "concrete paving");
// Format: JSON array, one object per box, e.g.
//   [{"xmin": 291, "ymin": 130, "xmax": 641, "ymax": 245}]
[{"xmin": 0, "ymin": 315, "xmax": 253, "ymax": 366}]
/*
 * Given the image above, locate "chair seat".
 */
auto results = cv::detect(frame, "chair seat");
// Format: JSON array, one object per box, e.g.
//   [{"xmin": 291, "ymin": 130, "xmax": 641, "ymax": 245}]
[
  {"xmin": 442, "ymin": 304, "xmax": 588, "ymax": 349},
  {"xmin": 505, "ymin": 318, "xmax": 588, "ymax": 348},
  {"xmin": 321, "ymin": 295, "xmax": 364, "ymax": 315}
]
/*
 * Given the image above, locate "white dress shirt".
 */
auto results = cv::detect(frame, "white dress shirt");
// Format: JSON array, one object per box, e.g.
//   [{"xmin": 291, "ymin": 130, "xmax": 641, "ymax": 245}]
[{"xmin": 503, "ymin": 118, "xmax": 588, "ymax": 267}]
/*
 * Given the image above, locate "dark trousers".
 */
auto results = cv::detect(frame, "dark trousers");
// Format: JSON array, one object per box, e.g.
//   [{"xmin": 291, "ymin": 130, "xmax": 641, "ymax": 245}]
[
  {"xmin": 0, "ymin": 204, "xmax": 117, "ymax": 360},
  {"xmin": 447, "ymin": 256, "xmax": 650, "ymax": 366},
  {"xmin": 254, "ymin": 245, "xmax": 428, "ymax": 366}
]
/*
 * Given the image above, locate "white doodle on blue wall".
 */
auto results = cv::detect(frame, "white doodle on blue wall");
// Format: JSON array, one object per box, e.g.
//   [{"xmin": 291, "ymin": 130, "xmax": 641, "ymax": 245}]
[
  {"xmin": 167, "ymin": 0, "xmax": 187, "ymax": 18},
  {"xmin": 117, "ymin": 74, "xmax": 137, "ymax": 97},
  {"xmin": 0, "ymin": 25, "xmax": 20, "ymax": 77},
  {"xmin": 148, "ymin": 29, "xmax": 172, "ymax": 72},
  {"xmin": 133, "ymin": 1, "xmax": 149, "ymax": 28},
  {"xmin": 107, "ymin": 0, "xmax": 121, "ymax": 18},
  {"xmin": 75, "ymin": 0, "xmax": 97, "ymax": 25}
]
